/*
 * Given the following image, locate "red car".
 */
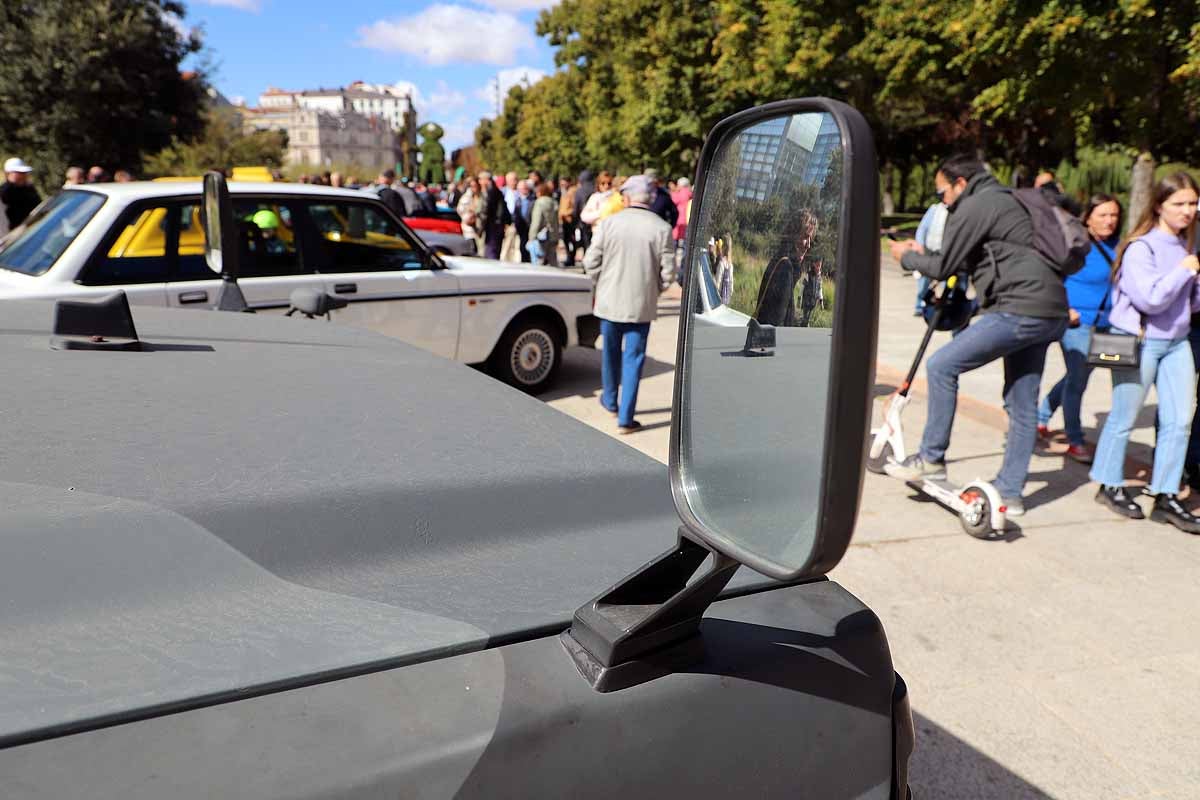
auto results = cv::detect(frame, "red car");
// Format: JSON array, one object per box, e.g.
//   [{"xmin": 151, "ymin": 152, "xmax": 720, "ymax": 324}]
[{"xmin": 405, "ymin": 206, "xmax": 464, "ymax": 236}]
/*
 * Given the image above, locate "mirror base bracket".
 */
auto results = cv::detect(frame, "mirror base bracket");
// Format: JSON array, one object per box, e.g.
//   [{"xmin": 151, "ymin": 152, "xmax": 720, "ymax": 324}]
[
  {"xmin": 563, "ymin": 528, "xmax": 739, "ymax": 692},
  {"xmin": 215, "ymin": 277, "xmax": 251, "ymax": 313}
]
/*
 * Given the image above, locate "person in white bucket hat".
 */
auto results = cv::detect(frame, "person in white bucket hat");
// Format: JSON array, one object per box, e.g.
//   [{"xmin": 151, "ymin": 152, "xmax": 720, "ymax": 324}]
[{"xmin": 1, "ymin": 157, "xmax": 40, "ymax": 232}]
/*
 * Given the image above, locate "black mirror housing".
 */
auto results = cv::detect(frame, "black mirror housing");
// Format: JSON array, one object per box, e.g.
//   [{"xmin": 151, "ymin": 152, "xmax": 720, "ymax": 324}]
[{"xmin": 669, "ymin": 98, "xmax": 880, "ymax": 582}]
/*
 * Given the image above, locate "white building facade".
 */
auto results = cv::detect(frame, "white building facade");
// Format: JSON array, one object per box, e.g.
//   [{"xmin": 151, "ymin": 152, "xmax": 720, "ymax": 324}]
[
  {"xmin": 252, "ymin": 82, "xmax": 418, "ymax": 175},
  {"xmin": 243, "ymin": 107, "xmax": 396, "ymax": 170}
]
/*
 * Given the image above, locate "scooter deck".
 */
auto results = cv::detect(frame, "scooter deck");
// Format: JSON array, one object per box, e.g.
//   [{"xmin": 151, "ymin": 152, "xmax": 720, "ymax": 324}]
[
  {"xmin": 905, "ymin": 478, "xmax": 971, "ymax": 508},
  {"xmin": 902, "ymin": 482, "xmax": 960, "ymax": 494}
]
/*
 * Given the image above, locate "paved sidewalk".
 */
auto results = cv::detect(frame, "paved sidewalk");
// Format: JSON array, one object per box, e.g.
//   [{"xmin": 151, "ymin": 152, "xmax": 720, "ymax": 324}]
[{"xmin": 546, "ymin": 266, "xmax": 1200, "ymax": 799}]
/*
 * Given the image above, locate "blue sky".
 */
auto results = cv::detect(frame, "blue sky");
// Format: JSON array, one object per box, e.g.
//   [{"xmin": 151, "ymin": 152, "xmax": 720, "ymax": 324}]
[{"xmin": 177, "ymin": 0, "xmax": 560, "ymax": 150}]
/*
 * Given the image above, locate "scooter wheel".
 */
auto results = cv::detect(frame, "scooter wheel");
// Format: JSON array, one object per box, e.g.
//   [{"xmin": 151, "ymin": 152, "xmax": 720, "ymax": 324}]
[
  {"xmin": 866, "ymin": 441, "xmax": 893, "ymax": 474},
  {"xmin": 959, "ymin": 491, "xmax": 998, "ymax": 539}
]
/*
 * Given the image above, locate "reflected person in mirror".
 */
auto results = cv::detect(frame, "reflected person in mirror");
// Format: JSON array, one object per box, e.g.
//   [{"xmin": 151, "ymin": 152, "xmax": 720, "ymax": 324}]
[
  {"xmin": 583, "ymin": 174, "xmax": 676, "ymax": 434},
  {"xmin": 885, "ymin": 155, "xmax": 1070, "ymax": 516},
  {"xmin": 754, "ymin": 210, "xmax": 819, "ymax": 327}
]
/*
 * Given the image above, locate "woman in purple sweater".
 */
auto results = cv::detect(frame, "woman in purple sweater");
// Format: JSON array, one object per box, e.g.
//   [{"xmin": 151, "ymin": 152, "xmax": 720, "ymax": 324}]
[{"xmin": 1092, "ymin": 172, "xmax": 1200, "ymax": 531}]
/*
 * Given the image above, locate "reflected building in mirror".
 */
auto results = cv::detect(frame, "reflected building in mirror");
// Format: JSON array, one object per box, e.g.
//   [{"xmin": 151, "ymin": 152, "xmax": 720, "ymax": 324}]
[{"xmin": 734, "ymin": 114, "xmax": 840, "ymax": 201}]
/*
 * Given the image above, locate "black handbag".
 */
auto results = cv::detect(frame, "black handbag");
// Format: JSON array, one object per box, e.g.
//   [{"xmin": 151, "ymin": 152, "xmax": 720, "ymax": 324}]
[
  {"xmin": 1085, "ymin": 238, "xmax": 1142, "ymax": 370},
  {"xmin": 1087, "ymin": 327, "xmax": 1140, "ymax": 369}
]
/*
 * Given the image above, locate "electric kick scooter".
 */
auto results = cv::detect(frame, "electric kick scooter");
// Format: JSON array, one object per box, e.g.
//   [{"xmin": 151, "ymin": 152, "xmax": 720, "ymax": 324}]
[{"xmin": 867, "ymin": 275, "xmax": 1008, "ymax": 538}]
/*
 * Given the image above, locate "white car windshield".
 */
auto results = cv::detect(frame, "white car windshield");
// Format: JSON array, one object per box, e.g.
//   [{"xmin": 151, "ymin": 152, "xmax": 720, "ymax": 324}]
[{"xmin": 0, "ymin": 190, "xmax": 106, "ymax": 276}]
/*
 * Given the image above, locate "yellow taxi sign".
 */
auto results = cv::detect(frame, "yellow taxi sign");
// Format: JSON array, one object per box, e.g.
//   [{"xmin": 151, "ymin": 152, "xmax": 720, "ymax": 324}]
[{"xmin": 151, "ymin": 166, "xmax": 276, "ymax": 183}]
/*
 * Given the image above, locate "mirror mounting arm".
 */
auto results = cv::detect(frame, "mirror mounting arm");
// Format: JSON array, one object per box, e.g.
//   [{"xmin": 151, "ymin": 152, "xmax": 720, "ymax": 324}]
[{"xmin": 562, "ymin": 528, "xmax": 739, "ymax": 692}]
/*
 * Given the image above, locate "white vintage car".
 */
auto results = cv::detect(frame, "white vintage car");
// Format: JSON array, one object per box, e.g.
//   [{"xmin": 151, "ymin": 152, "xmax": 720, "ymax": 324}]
[{"xmin": 0, "ymin": 182, "xmax": 596, "ymax": 392}]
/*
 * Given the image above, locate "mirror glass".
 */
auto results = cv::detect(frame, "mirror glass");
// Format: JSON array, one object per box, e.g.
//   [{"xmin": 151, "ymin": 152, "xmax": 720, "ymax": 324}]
[
  {"xmin": 678, "ymin": 110, "xmax": 843, "ymax": 572},
  {"xmin": 202, "ymin": 172, "xmax": 225, "ymax": 276}
]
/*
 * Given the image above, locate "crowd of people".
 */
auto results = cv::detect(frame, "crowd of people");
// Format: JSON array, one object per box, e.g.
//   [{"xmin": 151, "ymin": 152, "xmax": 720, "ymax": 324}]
[
  {"xmin": 447, "ymin": 167, "xmax": 692, "ymax": 270},
  {"xmin": 888, "ymin": 155, "xmax": 1200, "ymax": 532}
]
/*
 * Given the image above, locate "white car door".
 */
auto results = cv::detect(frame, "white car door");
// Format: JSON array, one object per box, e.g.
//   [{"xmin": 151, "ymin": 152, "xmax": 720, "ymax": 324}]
[
  {"xmin": 167, "ymin": 199, "xmax": 321, "ymax": 311},
  {"xmin": 302, "ymin": 199, "xmax": 461, "ymax": 359},
  {"xmin": 72, "ymin": 200, "xmax": 173, "ymax": 306}
]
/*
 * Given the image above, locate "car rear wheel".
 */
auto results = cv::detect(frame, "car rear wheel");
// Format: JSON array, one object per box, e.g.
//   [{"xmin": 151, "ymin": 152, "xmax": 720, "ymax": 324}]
[{"xmin": 490, "ymin": 316, "xmax": 562, "ymax": 394}]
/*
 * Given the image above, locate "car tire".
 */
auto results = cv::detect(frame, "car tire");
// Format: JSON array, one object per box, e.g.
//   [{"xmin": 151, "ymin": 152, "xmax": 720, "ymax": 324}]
[{"xmin": 489, "ymin": 315, "xmax": 563, "ymax": 394}]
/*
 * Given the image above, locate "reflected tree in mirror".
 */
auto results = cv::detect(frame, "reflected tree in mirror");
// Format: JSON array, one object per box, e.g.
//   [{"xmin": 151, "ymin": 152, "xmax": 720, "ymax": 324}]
[{"xmin": 680, "ymin": 111, "xmax": 845, "ymax": 573}]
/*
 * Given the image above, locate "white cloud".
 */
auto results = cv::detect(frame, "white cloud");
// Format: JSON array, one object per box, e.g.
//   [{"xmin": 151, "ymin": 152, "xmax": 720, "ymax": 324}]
[
  {"xmin": 356, "ymin": 4, "xmax": 533, "ymax": 66},
  {"xmin": 429, "ymin": 80, "xmax": 467, "ymax": 112},
  {"xmin": 440, "ymin": 115, "xmax": 480, "ymax": 151},
  {"xmin": 474, "ymin": 66, "xmax": 547, "ymax": 113},
  {"xmin": 195, "ymin": 0, "xmax": 262, "ymax": 11},
  {"xmin": 472, "ymin": 0, "xmax": 557, "ymax": 9}
]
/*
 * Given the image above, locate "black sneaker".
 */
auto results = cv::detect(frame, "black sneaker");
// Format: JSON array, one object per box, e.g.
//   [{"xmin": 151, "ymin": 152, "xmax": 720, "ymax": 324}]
[
  {"xmin": 1150, "ymin": 494, "xmax": 1200, "ymax": 534},
  {"xmin": 1094, "ymin": 485, "xmax": 1145, "ymax": 519},
  {"xmin": 1185, "ymin": 463, "xmax": 1200, "ymax": 493},
  {"xmin": 884, "ymin": 454, "xmax": 947, "ymax": 482}
]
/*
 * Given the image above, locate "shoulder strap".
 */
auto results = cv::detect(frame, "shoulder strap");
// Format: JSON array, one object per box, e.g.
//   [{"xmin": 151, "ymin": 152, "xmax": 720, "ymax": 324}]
[
  {"xmin": 1090, "ymin": 235, "xmax": 1115, "ymax": 315},
  {"xmin": 1110, "ymin": 237, "xmax": 1154, "ymax": 333}
]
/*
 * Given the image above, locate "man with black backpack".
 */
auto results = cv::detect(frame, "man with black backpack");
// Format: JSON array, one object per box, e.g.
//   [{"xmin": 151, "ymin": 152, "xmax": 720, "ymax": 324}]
[{"xmin": 885, "ymin": 154, "xmax": 1078, "ymax": 516}]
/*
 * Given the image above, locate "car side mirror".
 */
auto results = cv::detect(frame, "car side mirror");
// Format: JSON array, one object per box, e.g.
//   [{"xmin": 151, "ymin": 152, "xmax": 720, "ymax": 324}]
[
  {"xmin": 565, "ymin": 98, "xmax": 879, "ymax": 691},
  {"xmin": 201, "ymin": 171, "xmax": 250, "ymax": 312},
  {"xmin": 671, "ymin": 99, "xmax": 879, "ymax": 581}
]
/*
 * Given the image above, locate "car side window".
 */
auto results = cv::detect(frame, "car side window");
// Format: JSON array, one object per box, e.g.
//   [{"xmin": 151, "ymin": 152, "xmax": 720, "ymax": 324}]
[
  {"xmin": 175, "ymin": 203, "xmax": 214, "ymax": 280},
  {"xmin": 80, "ymin": 205, "xmax": 173, "ymax": 285},
  {"xmin": 228, "ymin": 200, "xmax": 304, "ymax": 279},
  {"xmin": 305, "ymin": 201, "xmax": 425, "ymax": 273}
]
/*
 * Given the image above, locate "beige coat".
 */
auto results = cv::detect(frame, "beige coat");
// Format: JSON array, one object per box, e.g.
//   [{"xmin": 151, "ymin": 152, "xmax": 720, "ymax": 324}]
[{"xmin": 583, "ymin": 206, "xmax": 674, "ymax": 323}]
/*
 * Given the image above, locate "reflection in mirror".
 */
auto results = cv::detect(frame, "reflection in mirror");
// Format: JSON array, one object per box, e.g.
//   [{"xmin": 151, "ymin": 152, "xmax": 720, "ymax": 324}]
[
  {"xmin": 680, "ymin": 111, "xmax": 843, "ymax": 572},
  {"xmin": 203, "ymin": 173, "xmax": 225, "ymax": 276}
]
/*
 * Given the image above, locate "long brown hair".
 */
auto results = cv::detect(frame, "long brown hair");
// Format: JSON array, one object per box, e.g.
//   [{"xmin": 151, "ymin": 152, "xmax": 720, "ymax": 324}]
[{"xmin": 1113, "ymin": 172, "xmax": 1199, "ymax": 280}]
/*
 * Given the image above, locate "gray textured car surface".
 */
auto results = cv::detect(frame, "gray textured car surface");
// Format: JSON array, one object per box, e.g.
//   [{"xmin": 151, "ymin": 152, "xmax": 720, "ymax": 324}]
[
  {"xmin": 0, "ymin": 300, "xmax": 772, "ymax": 741},
  {"xmin": 0, "ymin": 299, "xmax": 898, "ymax": 797}
]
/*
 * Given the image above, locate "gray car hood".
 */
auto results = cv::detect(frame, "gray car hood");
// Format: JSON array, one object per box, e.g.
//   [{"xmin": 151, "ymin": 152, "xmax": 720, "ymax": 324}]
[{"xmin": 0, "ymin": 301, "xmax": 772, "ymax": 746}]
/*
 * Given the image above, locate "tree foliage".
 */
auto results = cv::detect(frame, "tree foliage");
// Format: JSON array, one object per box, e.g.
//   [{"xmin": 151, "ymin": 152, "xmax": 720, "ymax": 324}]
[
  {"xmin": 478, "ymin": 0, "xmax": 1200, "ymax": 206},
  {"xmin": 0, "ymin": 0, "xmax": 206, "ymax": 188},
  {"xmin": 142, "ymin": 109, "xmax": 287, "ymax": 178}
]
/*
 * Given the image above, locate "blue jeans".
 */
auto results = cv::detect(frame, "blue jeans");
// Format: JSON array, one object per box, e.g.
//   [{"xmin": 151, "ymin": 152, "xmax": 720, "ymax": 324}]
[
  {"xmin": 1038, "ymin": 324, "xmax": 1095, "ymax": 446},
  {"xmin": 600, "ymin": 320, "xmax": 651, "ymax": 427},
  {"xmin": 1091, "ymin": 334, "xmax": 1195, "ymax": 495},
  {"xmin": 1187, "ymin": 328, "xmax": 1200, "ymax": 465},
  {"xmin": 921, "ymin": 311, "xmax": 1067, "ymax": 498}
]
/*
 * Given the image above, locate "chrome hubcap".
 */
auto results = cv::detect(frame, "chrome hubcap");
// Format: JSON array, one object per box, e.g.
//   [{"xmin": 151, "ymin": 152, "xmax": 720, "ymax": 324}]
[{"xmin": 511, "ymin": 329, "xmax": 554, "ymax": 385}]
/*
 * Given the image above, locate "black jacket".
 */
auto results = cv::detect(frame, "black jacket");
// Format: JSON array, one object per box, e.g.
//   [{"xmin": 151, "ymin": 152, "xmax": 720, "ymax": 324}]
[
  {"xmin": 649, "ymin": 187, "xmax": 678, "ymax": 228},
  {"xmin": 377, "ymin": 186, "xmax": 406, "ymax": 218},
  {"xmin": 393, "ymin": 185, "xmax": 421, "ymax": 216},
  {"xmin": 0, "ymin": 182, "xmax": 40, "ymax": 229},
  {"xmin": 902, "ymin": 172, "xmax": 1067, "ymax": 319},
  {"xmin": 477, "ymin": 185, "xmax": 510, "ymax": 236},
  {"xmin": 574, "ymin": 170, "xmax": 595, "ymax": 225}
]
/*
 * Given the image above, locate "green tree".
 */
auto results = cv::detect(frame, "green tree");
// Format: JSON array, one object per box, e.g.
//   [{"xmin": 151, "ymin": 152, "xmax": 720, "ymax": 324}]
[
  {"xmin": 0, "ymin": 0, "xmax": 205, "ymax": 187},
  {"xmin": 476, "ymin": 83, "xmax": 529, "ymax": 172},
  {"xmin": 537, "ymin": 0, "xmax": 720, "ymax": 176},
  {"xmin": 512, "ymin": 71, "xmax": 586, "ymax": 177},
  {"xmin": 141, "ymin": 108, "xmax": 287, "ymax": 177}
]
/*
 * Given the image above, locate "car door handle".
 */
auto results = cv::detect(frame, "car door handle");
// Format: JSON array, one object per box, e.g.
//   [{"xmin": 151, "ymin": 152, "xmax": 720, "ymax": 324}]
[
  {"xmin": 334, "ymin": 283, "xmax": 357, "ymax": 294},
  {"xmin": 178, "ymin": 290, "xmax": 208, "ymax": 305}
]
